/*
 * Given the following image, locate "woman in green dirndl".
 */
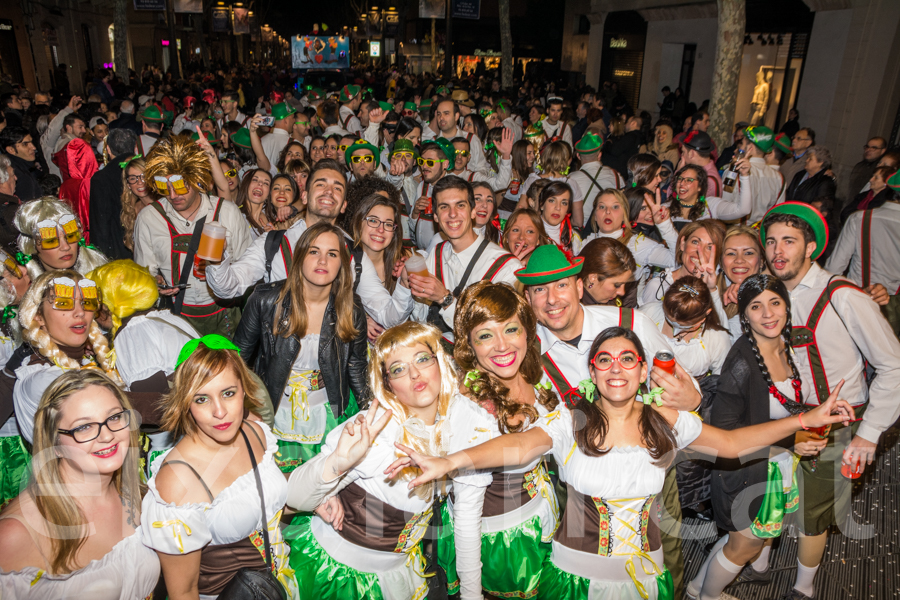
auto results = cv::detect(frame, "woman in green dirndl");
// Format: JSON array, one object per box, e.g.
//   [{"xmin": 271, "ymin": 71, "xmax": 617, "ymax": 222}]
[
  {"xmin": 386, "ymin": 326, "xmax": 854, "ymax": 600},
  {"xmin": 688, "ymin": 274, "xmax": 829, "ymax": 599}
]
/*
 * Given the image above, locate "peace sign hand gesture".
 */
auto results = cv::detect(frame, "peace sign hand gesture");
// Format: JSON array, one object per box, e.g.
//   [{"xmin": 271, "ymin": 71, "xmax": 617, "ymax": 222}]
[
  {"xmin": 648, "ymin": 188, "xmax": 669, "ymax": 224},
  {"xmin": 690, "ymin": 243, "xmax": 718, "ymax": 290},
  {"xmin": 323, "ymin": 399, "xmax": 393, "ymax": 480}
]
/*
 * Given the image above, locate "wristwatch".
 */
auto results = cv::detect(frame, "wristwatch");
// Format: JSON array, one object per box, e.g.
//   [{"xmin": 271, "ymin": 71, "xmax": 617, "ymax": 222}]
[{"xmin": 439, "ymin": 293, "xmax": 454, "ymax": 308}]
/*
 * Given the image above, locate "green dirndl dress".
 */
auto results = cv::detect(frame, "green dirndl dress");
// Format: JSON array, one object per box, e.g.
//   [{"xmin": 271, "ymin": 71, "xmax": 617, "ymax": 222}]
[{"xmin": 0, "ymin": 433, "xmax": 30, "ymax": 508}]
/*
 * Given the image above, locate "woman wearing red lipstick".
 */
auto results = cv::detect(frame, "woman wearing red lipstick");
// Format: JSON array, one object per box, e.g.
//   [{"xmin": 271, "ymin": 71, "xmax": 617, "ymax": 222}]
[
  {"xmin": 501, "ymin": 208, "xmax": 553, "ymax": 268},
  {"xmin": 142, "ymin": 338, "xmax": 301, "ymax": 599},
  {"xmin": 452, "ymin": 281, "xmax": 562, "ymax": 599},
  {"xmin": 518, "ymin": 142, "xmax": 584, "ymax": 225},
  {"xmin": 0, "ymin": 370, "xmax": 159, "ymax": 599},
  {"xmin": 717, "ymin": 226, "xmax": 766, "ymax": 339},
  {"xmin": 386, "ymin": 327, "xmax": 854, "ymax": 600},
  {"xmin": 537, "ymin": 181, "xmax": 580, "ymax": 253},
  {"xmin": 234, "ymin": 222, "xmax": 369, "ymax": 473}
]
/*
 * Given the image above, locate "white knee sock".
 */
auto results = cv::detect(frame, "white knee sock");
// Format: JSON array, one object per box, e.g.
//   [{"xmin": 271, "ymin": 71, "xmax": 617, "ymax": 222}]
[
  {"xmin": 751, "ymin": 544, "xmax": 771, "ymax": 572},
  {"xmin": 794, "ymin": 559, "xmax": 819, "ymax": 597},
  {"xmin": 698, "ymin": 550, "xmax": 744, "ymax": 600},
  {"xmin": 687, "ymin": 534, "xmax": 729, "ymax": 597}
]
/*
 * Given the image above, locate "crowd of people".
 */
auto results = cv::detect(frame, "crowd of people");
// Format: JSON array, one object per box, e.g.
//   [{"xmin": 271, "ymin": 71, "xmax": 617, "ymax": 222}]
[{"xmin": 0, "ymin": 59, "xmax": 897, "ymax": 600}]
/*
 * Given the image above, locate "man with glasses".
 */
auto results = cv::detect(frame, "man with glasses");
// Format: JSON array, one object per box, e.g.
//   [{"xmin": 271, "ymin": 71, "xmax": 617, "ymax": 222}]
[
  {"xmin": 0, "ymin": 126, "xmax": 42, "ymax": 201},
  {"xmin": 409, "ymin": 139, "xmax": 455, "ymax": 248},
  {"xmin": 846, "ymin": 136, "xmax": 888, "ymax": 201},
  {"xmin": 447, "ymin": 131, "xmax": 513, "ymax": 192},
  {"xmin": 219, "ymin": 91, "xmax": 248, "ymax": 127},
  {"xmin": 344, "ymin": 139, "xmax": 380, "ymax": 182},
  {"xmin": 781, "ymin": 127, "xmax": 815, "ymax": 186},
  {"xmin": 89, "ymin": 129, "xmax": 139, "ymax": 260}
]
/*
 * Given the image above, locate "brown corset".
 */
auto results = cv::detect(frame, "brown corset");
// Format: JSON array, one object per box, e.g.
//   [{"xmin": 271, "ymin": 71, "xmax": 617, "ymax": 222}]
[
  {"xmin": 554, "ymin": 486, "xmax": 660, "ymax": 556},
  {"xmin": 336, "ymin": 482, "xmax": 432, "ymax": 553},
  {"xmin": 198, "ymin": 536, "xmax": 268, "ymax": 595},
  {"xmin": 482, "ymin": 461, "xmax": 546, "ymax": 518}
]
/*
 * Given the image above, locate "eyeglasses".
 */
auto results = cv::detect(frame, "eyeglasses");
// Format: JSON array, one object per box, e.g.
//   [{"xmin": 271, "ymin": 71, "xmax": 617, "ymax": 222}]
[
  {"xmin": 58, "ymin": 409, "xmax": 136, "ymax": 443},
  {"xmin": 455, "ymin": 149, "xmax": 470, "ymax": 157},
  {"xmin": 864, "ymin": 144, "xmax": 885, "ymax": 151},
  {"xmin": 35, "ymin": 216, "xmax": 81, "ymax": 249},
  {"xmin": 222, "ymin": 168, "xmax": 238, "ymax": 178},
  {"xmin": 674, "ymin": 176, "xmax": 697, "ymax": 184},
  {"xmin": 153, "ymin": 175, "xmax": 189, "ymax": 195},
  {"xmin": 417, "ymin": 157, "xmax": 446, "ymax": 168},
  {"xmin": 793, "ymin": 136, "xmax": 811, "ymax": 142},
  {"xmin": 49, "ymin": 278, "xmax": 101, "ymax": 312},
  {"xmin": 365, "ymin": 216, "xmax": 397, "ymax": 231},
  {"xmin": 351, "ymin": 154, "xmax": 374, "ymax": 164},
  {"xmin": 386, "ymin": 352, "xmax": 437, "ymax": 380},
  {"xmin": 126, "ymin": 174, "xmax": 144, "ymax": 184},
  {"xmin": 393, "ymin": 151, "xmax": 414, "ymax": 160},
  {"xmin": 591, "ymin": 349, "xmax": 642, "ymax": 371}
]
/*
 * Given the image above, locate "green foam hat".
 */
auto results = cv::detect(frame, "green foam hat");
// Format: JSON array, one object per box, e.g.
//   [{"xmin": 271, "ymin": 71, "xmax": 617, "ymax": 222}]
[
  {"xmin": 190, "ymin": 131, "xmax": 219, "ymax": 145},
  {"xmin": 514, "ymin": 244, "xmax": 584, "ymax": 285},
  {"xmin": 345, "ymin": 138, "xmax": 379, "ymax": 164},
  {"xmin": 340, "ymin": 84, "xmax": 361, "ymax": 103},
  {"xmin": 230, "ymin": 127, "xmax": 252, "ymax": 149},
  {"xmin": 887, "ymin": 171, "xmax": 900, "ymax": 191},
  {"xmin": 403, "ymin": 101, "xmax": 417, "ymax": 111},
  {"xmin": 774, "ymin": 132, "xmax": 792, "ymax": 154},
  {"xmin": 307, "ymin": 88, "xmax": 325, "ymax": 101},
  {"xmin": 575, "ymin": 132, "xmax": 604, "ymax": 154},
  {"xmin": 760, "ymin": 201, "xmax": 829, "ymax": 260},
  {"xmin": 745, "ymin": 126, "xmax": 775, "ymax": 153},
  {"xmin": 428, "ymin": 137, "xmax": 456, "ymax": 171},
  {"xmin": 419, "ymin": 98, "xmax": 433, "ymax": 111},
  {"xmin": 391, "ymin": 138, "xmax": 420, "ymax": 160},
  {"xmin": 137, "ymin": 104, "xmax": 166, "ymax": 123},
  {"xmin": 271, "ymin": 102, "xmax": 296, "ymax": 121},
  {"xmin": 378, "ymin": 101, "xmax": 394, "ymax": 113}
]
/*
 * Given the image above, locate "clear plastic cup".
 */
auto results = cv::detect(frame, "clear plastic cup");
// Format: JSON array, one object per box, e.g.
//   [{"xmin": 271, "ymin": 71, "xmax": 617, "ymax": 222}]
[{"xmin": 405, "ymin": 254, "xmax": 430, "ymax": 278}]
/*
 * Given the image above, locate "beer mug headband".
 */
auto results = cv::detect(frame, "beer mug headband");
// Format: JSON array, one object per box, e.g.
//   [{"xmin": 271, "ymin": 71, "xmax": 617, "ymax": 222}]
[
  {"xmin": 34, "ymin": 215, "xmax": 82, "ymax": 249},
  {"xmin": 154, "ymin": 174, "xmax": 189, "ymax": 195},
  {"xmin": 49, "ymin": 277, "xmax": 100, "ymax": 312},
  {"xmin": 0, "ymin": 250, "xmax": 23, "ymax": 278}
]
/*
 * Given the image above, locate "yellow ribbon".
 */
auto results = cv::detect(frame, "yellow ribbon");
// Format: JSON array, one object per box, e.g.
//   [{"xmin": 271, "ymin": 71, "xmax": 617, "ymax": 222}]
[
  {"xmin": 153, "ymin": 519, "xmax": 193, "ymax": 553},
  {"xmin": 623, "ymin": 551, "xmax": 664, "ymax": 599},
  {"xmin": 603, "ymin": 496, "xmax": 663, "ymax": 600},
  {"xmin": 30, "ymin": 570, "xmax": 44, "ymax": 586},
  {"xmin": 532, "ymin": 460, "xmax": 561, "ymax": 539},
  {"xmin": 564, "ymin": 440, "xmax": 577, "ymax": 465},
  {"xmin": 404, "ymin": 543, "xmax": 434, "ymax": 579},
  {"xmin": 286, "ymin": 370, "xmax": 319, "ymax": 429}
]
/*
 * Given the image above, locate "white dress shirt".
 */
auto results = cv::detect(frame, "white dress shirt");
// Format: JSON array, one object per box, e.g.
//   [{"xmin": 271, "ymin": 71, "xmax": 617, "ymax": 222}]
[
  {"xmin": 133, "ymin": 194, "xmax": 251, "ymax": 306},
  {"xmin": 788, "ymin": 263, "xmax": 900, "ymax": 443},
  {"xmin": 451, "ymin": 157, "xmax": 513, "ymax": 192},
  {"xmin": 540, "ymin": 118, "xmax": 573, "ymax": 148},
  {"xmin": 568, "ymin": 161, "xmax": 624, "ymax": 227},
  {"xmin": 576, "ymin": 219, "xmax": 679, "ymax": 283},
  {"xmin": 261, "ymin": 127, "xmax": 291, "ymax": 175},
  {"xmin": 826, "ymin": 202, "xmax": 900, "ymax": 294},
  {"xmin": 723, "ymin": 156, "xmax": 785, "ymax": 224},
  {"xmin": 339, "ymin": 104, "xmax": 362, "ymax": 136}
]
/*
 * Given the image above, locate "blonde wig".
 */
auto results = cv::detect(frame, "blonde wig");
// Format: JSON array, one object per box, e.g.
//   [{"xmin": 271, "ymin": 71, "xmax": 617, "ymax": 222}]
[
  {"xmin": 27, "ymin": 369, "xmax": 142, "ymax": 574},
  {"xmin": 368, "ymin": 321, "xmax": 456, "ymax": 499},
  {"xmin": 18, "ymin": 269, "xmax": 118, "ymax": 380},
  {"xmin": 87, "ymin": 260, "xmax": 159, "ymax": 338},
  {"xmin": 0, "ymin": 252, "xmax": 25, "ymax": 346},
  {"xmin": 14, "ymin": 197, "xmax": 109, "ymax": 280},
  {"xmin": 143, "ymin": 133, "xmax": 213, "ymax": 195},
  {"xmin": 453, "ymin": 282, "xmax": 558, "ymax": 434},
  {"xmin": 160, "ymin": 342, "xmax": 264, "ymax": 440},
  {"xmin": 119, "ymin": 156, "xmax": 149, "ymax": 250}
]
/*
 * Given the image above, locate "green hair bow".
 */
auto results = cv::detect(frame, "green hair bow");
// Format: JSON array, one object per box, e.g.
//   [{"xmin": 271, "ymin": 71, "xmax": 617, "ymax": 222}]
[
  {"xmin": 0, "ymin": 305, "xmax": 16, "ymax": 324},
  {"xmin": 535, "ymin": 381, "xmax": 552, "ymax": 391},
  {"xmin": 577, "ymin": 379, "xmax": 597, "ymax": 403},
  {"xmin": 78, "ymin": 239, "xmax": 98, "ymax": 252},
  {"xmin": 14, "ymin": 252, "xmax": 31, "ymax": 266},
  {"xmin": 176, "ymin": 334, "xmax": 241, "ymax": 369},
  {"xmin": 640, "ymin": 387, "xmax": 665, "ymax": 407},
  {"xmin": 463, "ymin": 370, "xmax": 482, "ymax": 393},
  {"xmin": 119, "ymin": 153, "xmax": 143, "ymax": 169}
]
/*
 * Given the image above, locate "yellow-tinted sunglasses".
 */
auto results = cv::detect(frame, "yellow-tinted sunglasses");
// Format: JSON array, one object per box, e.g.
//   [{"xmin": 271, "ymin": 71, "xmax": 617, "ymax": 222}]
[
  {"xmin": 223, "ymin": 168, "xmax": 238, "ymax": 178},
  {"xmin": 35, "ymin": 216, "xmax": 81, "ymax": 249},
  {"xmin": 393, "ymin": 151, "xmax": 414, "ymax": 160},
  {"xmin": 338, "ymin": 144, "xmax": 350, "ymax": 152},
  {"xmin": 49, "ymin": 277, "xmax": 100, "ymax": 312},
  {"xmin": 153, "ymin": 174, "xmax": 189, "ymax": 195},
  {"xmin": 455, "ymin": 149, "xmax": 470, "ymax": 157},
  {"xmin": 350, "ymin": 155, "xmax": 374, "ymax": 164},
  {"xmin": 417, "ymin": 157, "xmax": 446, "ymax": 168}
]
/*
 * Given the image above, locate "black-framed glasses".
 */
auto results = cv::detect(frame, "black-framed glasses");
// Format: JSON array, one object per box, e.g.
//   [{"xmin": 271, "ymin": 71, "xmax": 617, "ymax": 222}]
[
  {"xmin": 864, "ymin": 144, "xmax": 884, "ymax": 151},
  {"xmin": 386, "ymin": 352, "xmax": 436, "ymax": 380},
  {"xmin": 126, "ymin": 174, "xmax": 144, "ymax": 184},
  {"xmin": 365, "ymin": 216, "xmax": 397, "ymax": 232},
  {"xmin": 58, "ymin": 410, "xmax": 137, "ymax": 443}
]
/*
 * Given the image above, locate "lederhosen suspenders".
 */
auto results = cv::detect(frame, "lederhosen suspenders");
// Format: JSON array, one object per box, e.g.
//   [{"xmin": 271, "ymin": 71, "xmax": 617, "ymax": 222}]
[
  {"xmin": 150, "ymin": 197, "xmax": 224, "ymax": 285},
  {"xmin": 861, "ymin": 210, "xmax": 874, "ymax": 289},
  {"xmin": 540, "ymin": 308, "xmax": 634, "ymax": 407},
  {"xmin": 790, "ymin": 277, "xmax": 862, "ymax": 404}
]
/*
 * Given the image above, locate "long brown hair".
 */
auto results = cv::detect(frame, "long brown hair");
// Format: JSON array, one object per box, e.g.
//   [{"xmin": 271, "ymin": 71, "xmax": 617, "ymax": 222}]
[
  {"xmin": 351, "ymin": 193, "xmax": 402, "ymax": 293},
  {"xmin": 576, "ymin": 328, "xmax": 676, "ymax": 465},
  {"xmin": 28, "ymin": 370, "xmax": 143, "ymax": 574},
  {"xmin": 119, "ymin": 157, "xmax": 148, "ymax": 250},
  {"xmin": 511, "ymin": 140, "xmax": 532, "ymax": 181},
  {"xmin": 453, "ymin": 282, "xmax": 558, "ymax": 434},
  {"xmin": 236, "ymin": 168, "xmax": 272, "ymax": 235},
  {"xmin": 274, "ymin": 222, "xmax": 359, "ymax": 342}
]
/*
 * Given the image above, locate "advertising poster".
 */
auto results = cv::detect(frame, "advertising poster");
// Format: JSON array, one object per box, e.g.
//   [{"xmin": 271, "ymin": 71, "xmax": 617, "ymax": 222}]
[
  {"xmin": 292, "ymin": 35, "xmax": 350, "ymax": 70},
  {"xmin": 211, "ymin": 8, "xmax": 229, "ymax": 33},
  {"xmin": 452, "ymin": 0, "xmax": 480, "ymax": 19},
  {"xmin": 233, "ymin": 7, "xmax": 250, "ymax": 34},
  {"xmin": 134, "ymin": 0, "xmax": 165, "ymax": 11}
]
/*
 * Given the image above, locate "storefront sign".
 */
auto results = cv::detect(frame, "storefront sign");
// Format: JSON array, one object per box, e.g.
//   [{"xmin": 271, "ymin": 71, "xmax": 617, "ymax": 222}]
[
  {"xmin": 452, "ymin": 0, "xmax": 480, "ymax": 19},
  {"xmin": 474, "ymin": 49, "xmax": 501, "ymax": 57},
  {"xmin": 610, "ymin": 38, "xmax": 627, "ymax": 49},
  {"xmin": 370, "ymin": 41, "xmax": 381, "ymax": 57},
  {"xmin": 134, "ymin": 0, "xmax": 165, "ymax": 11},
  {"xmin": 0, "ymin": 19, "xmax": 13, "ymax": 32}
]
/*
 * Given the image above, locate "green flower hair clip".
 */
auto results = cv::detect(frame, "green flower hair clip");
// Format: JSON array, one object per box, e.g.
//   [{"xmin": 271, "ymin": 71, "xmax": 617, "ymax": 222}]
[
  {"xmin": 1, "ymin": 305, "xmax": 16, "ymax": 324},
  {"xmin": 640, "ymin": 387, "xmax": 665, "ymax": 407},
  {"xmin": 464, "ymin": 370, "xmax": 483, "ymax": 393},
  {"xmin": 577, "ymin": 379, "xmax": 597, "ymax": 403}
]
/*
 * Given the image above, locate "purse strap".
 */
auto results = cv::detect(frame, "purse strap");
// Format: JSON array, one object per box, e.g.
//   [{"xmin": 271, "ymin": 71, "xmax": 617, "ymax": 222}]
[{"xmin": 240, "ymin": 427, "xmax": 273, "ymax": 572}]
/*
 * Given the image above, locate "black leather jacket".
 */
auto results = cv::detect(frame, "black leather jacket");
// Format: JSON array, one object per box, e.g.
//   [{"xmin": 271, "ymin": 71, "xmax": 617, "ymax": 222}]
[{"xmin": 233, "ymin": 281, "xmax": 370, "ymax": 417}]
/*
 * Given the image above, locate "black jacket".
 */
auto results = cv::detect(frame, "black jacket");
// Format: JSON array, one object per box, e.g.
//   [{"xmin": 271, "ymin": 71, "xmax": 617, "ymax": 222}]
[
  {"xmin": 0, "ymin": 193, "xmax": 20, "ymax": 250},
  {"xmin": 840, "ymin": 188, "xmax": 894, "ymax": 225},
  {"xmin": 786, "ymin": 169, "xmax": 837, "ymax": 204},
  {"xmin": 6, "ymin": 153, "xmax": 42, "ymax": 202},
  {"xmin": 710, "ymin": 336, "xmax": 794, "ymax": 532},
  {"xmin": 89, "ymin": 156, "xmax": 133, "ymax": 260},
  {"xmin": 233, "ymin": 281, "xmax": 369, "ymax": 417},
  {"xmin": 109, "ymin": 113, "xmax": 143, "ymax": 137},
  {"xmin": 602, "ymin": 130, "xmax": 643, "ymax": 178}
]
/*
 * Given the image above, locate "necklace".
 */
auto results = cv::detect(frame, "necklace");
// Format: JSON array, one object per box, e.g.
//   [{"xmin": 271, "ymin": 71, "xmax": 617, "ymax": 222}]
[{"xmin": 178, "ymin": 201, "xmax": 202, "ymax": 224}]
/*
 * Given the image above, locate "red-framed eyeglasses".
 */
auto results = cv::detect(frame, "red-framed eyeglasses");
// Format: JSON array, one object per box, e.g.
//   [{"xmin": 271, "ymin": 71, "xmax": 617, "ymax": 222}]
[{"xmin": 591, "ymin": 350, "xmax": 642, "ymax": 371}]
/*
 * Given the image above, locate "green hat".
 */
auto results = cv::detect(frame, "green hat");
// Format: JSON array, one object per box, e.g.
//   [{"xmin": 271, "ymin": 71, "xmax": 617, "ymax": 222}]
[
  {"xmin": 428, "ymin": 138, "xmax": 456, "ymax": 171},
  {"xmin": 419, "ymin": 98, "xmax": 433, "ymax": 111},
  {"xmin": 514, "ymin": 244, "xmax": 584, "ymax": 285},
  {"xmin": 230, "ymin": 128, "xmax": 252, "ymax": 149},
  {"xmin": 378, "ymin": 101, "xmax": 394, "ymax": 113},
  {"xmin": 745, "ymin": 126, "xmax": 775, "ymax": 153},
  {"xmin": 307, "ymin": 88, "xmax": 325, "ymax": 102},
  {"xmin": 340, "ymin": 84, "xmax": 361, "ymax": 103},
  {"xmin": 403, "ymin": 101, "xmax": 417, "ymax": 112},
  {"xmin": 190, "ymin": 130, "xmax": 219, "ymax": 145},
  {"xmin": 575, "ymin": 132, "xmax": 604, "ymax": 154},
  {"xmin": 271, "ymin": 102, "xmax": 296, "ymax": 121},
  {"xmin": 760, "ymin": 201, "xmax": 829, "ymax": 260},
  {"xmin": 345, "ymin": 138, "xmax": 379, "ymax": 164},
  {"xmin": 137, "ymin": 104, "xmax": 167, "ymax": 123},
  {"xmin": 435, "ymin": 85, "xmax": 449, "ymax": 96},
  {"xmin": 391, "ymin": 138, "xmax": 419, "ymax": 160},
  {"xmin": 888, "ymin": 171, "xmax": 900, "ymax": 191},
  {"xmin": 774, "ymin": 132, "xmax": 792, "ymax": 154}
]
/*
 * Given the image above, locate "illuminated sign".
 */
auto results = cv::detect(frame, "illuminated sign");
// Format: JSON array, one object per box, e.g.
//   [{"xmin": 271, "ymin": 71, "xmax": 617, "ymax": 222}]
[
  {"xmin": 614, "ymin": 69, "xmax": 634, "ymax": 77},
  {"xmin": 370, "ymin": 41, "xmax": 381, "ymax": 57},
  {"xmin": 610, "ymin": 38, "xmax": 627, "ymax": 49}
]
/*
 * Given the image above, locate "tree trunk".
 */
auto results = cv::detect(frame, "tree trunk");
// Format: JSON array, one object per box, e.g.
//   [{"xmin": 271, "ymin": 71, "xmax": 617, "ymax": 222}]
[
  {"xmin": 431, "ymin": 18, "xmax": 437, "ymax": 74},
  {"xmin": 709, "ymin": 0, "xmax": 745, "ymax": 151},
  {"xmin": 113, "ymin": 0, "xmax": 128, "ymax": 78},
  {"xmin": 499, "ymin": 0, "xmax": 512, "ymax": 89}
]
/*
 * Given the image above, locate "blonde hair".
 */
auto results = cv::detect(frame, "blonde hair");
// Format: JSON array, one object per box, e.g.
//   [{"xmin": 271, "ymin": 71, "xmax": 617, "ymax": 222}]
[
  {"xmin": 592, "ymin": 189, "xmax": 633, "ymax": 243},
  {"xmin": 160, "ymin": 343, "xmax": 264, "ymax": 440},
  {"xmin": 144, "ymin": 134, "xmax": 213, "ymax": 194},
  {"xmin": 87, "ymin": 260, "xmax": 159, "ymax": 337},
  {"xmin": 18, "ymin": 269, "xmax": 118, "ymax": 379},
  {"xmin": 119, "ymin": 157, "xmax": 148, "ymax": 250},
  {"xmin": 368, "ymin": 322, "xmax": 456, "ymax": 499},
  {"xmin": 27, "ymin": 370, "xmax": 142, "ymax": 574},
  {"xmin": 539, "ymin": 141, "xmax": 571, "ymax": 176},
  {"xmin": 0, "ymin": 266, "xmax": 23, "ymax": 346},
  {"xmin": 14, "ymin": 197, "xmax": 109, "ymax": 280}
]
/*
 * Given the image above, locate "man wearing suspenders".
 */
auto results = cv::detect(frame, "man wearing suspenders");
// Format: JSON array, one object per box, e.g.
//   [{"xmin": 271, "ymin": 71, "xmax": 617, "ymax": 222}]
[
  {"xmin": 540, "ymin": 97, "xmax": 573, "ymax": 148},
  {"xmin": 826, "ymin": 172, "xmax": 900, "ymax": 335},
  {"xmin": 515, "ymin": 243, "xmax": 703, "ymax": 597},
  {"xmin": 134, "ymin": 136, "xmax": 251, "ymax": 337},
  {"xmin": 338, "ymin": 85, "xmax": 363, "ymax": 136},
  {"xmin": 568, "ymin": 132, "xmax": 622, "ymax": 227},
  {"xmin": 761, "ymin": 202, "xmax": 900, "ymax": 600},
  {"xmin": 409, "ymin": 139, "xmax": 455, "ymax": 250},
  {"xmin": 447, "ymin": 133, "xmax": 513, "ymax": 192},
  {"xmin": 409, "ymin": 176, "xmax": 521, "ymax": 346}
]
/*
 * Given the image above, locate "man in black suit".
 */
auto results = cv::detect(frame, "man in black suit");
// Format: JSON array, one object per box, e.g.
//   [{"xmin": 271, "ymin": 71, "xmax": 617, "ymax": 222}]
[
  {"xmin": 89, "ymin": 128, "xmax": 139, "ymax": 260},
  {"xmin": 109, "ymin": 99, "xmax": 142, "ymax": 137}
]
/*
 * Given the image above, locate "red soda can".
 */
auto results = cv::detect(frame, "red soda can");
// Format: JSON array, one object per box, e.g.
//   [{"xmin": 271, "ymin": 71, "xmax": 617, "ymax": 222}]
[
  {"xmin": 654, "ymin": 351, "xmax": 676, "ymax": 374},
  {"xmin": 510, "ymin": 179, "xmax": 521, "ymax": 195},
  {"xmin": 424, "ymin": 196, "xmax": 432, "ymax": 215}
]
